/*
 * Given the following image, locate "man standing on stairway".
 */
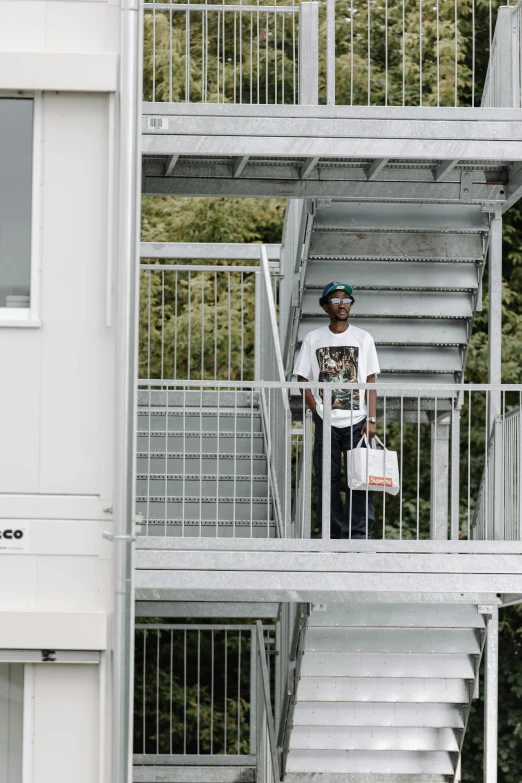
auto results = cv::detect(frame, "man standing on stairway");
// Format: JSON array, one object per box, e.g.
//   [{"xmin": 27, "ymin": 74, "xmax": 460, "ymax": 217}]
[{"xmin": 294, "ymin": 282, "xmax": 380, "ymax": 539}]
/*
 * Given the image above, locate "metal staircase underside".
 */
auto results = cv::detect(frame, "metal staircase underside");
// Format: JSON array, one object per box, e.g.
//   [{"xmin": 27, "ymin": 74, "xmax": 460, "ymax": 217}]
[
  {"xmin": 284, "ymin": 603, "xmax": 486, "ymax": 783},
  {"xmin": 141, "ymin": 105, "xmax": 522, "ymax": 208},
  {"xmin": 292, "ymin": 201, "xmax": 488, "ymax": 387}
]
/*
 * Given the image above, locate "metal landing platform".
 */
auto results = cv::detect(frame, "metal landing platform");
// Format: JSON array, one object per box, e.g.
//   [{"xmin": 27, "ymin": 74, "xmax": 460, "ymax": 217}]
[
  {"xmin": 134, "ymin": 538, "xmax": 522, "ymax": 603},
  {"xmin": 142, "ymin": 105, "xmax": 522, "ymax": 208}
]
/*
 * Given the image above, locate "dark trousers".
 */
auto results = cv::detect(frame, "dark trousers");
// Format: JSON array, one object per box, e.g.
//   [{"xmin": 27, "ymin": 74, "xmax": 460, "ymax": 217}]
[{"xmin": 313, "ymin": 411, "xmax": 374, "ymax": 539}]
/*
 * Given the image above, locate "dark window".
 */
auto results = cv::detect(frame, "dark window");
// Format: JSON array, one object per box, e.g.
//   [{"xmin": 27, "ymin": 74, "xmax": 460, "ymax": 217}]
[{"xmin": 0, "ymin": 99, "xmax": 33, "ymax": 309}]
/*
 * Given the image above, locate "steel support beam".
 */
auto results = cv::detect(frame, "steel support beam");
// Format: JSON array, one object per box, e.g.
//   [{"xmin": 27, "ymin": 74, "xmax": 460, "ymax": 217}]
[
  {"xmin": 488, "ymin": 211, "xmax": 502, "ymax": 426},
  {"xmin": 142, "ymin": 176, "xmax": 506, "ymax": 201},
  {"xmin": 431, "ymin": 417, "xmax": 450, "ymax": 540},
  {"xmin": 165, "ymin": 154, "xmax": 179, "ymax": 176},
  {"xmin": 434, "ymin": 159, "xmax": 460, "ymax": 182},
  {"xmin": 300, "ymin": 156, "xmax": 320, "ymax": 179},
  {"xmin": 503, "ymin": 162, "xmax": 522, "ymax": 213},
  {"xmin": 367, "ymin": 158, "xmax": 389, "ymax": 180},
  {"xmin": 232, "ymin": 155, "xmax": 249, "ymax": 178},
  {"xmin": 450, "ymin": 404, "xmax": 461, "ymax": 540},
  {"xmin": 484, "ymin": 607, "xmax": 499, "ymax": 783},
  {"xmin": 135, "ymin": 601, "xmax": 279, "ymax": 617}
]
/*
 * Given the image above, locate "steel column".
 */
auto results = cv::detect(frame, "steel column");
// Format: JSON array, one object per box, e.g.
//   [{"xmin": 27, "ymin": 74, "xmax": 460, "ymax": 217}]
[
  {"xmin": 321, "ymin": 388, "xmax": 332, "ymax": 540},
  {"xmin": 488, "ymin": 211, "xmax": 502, "ymax": 428},
  {"xmin": 493, "ymin": 416, "xmax": 505, "ymax": 541},
  {"xmin": 451, "ymin": 402, "xmax": 461, "ymax": 540},
  {"xmin": 431, "ymin": 417, "xmax": 450, "ymax": 540},
  {"xmin": 113, "ymin": 2, "xmax": 142, "ymax": 783},
  {"xmin": 326, "ymin": 0, "xmax": 335, "ymax": 104},
  {"xmin": 298, "ymin": 3, "xmax": 319, "ymax": 105},
  {"xmin": 484, "ymin": 607, "xmax": 499, "ymax": 782}
]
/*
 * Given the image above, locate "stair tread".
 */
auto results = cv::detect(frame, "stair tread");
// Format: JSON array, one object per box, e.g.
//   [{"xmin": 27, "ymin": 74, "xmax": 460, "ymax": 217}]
[
  {"xmin": 285, "ymin": 749, "xmax": 455, "ymax": 775},
  {"xmin": 288, "ymin": 726, "xmax": 459, "ymax": 752},
  {"xmin": 308, "ymin": 604, "xmax": 485, "ymax": 628},
  {"xmin": 305, "ymin": 627, "xmax": 481, "ymax": 654},
  {"xmin": 292, "ymin": 702, "xmax": 465, "ymax": 729},
  {"xmin": 299, "ymin": 652, "xmax": 475, "ymax": 679}
]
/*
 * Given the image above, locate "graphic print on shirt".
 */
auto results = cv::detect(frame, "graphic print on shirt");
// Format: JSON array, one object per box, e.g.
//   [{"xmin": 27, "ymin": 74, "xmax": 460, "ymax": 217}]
[{"xmin": 316, "ymin": 346, "xmax": 359, "ymax": 410}]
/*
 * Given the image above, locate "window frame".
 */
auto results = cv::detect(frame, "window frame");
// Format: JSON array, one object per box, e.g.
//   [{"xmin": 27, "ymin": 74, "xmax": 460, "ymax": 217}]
[{"xmin": 0, "ymin": 93, "xmax": 42, "ymax": 328}]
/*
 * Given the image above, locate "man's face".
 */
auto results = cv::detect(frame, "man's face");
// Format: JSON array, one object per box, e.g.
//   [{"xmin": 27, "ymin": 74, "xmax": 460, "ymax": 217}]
[{"xmin": 323, "ymin": 292, "xmax": 353, "ymax": 321}]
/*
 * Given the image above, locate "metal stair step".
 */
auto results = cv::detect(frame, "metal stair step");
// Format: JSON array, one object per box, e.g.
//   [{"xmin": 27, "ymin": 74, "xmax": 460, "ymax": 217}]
[
  {"xmin": 136, "ymin": 497, "xmax": 271, "ymax": 521},
  {"xmin": 308, "ymin": 604, "xmax": 485, "ymax": 629},
  {"xmin": 284, "ymin": 774, "xmax": 452, "ymax": 783},
  {"xmin": 298, "ymin": 317, "xmax": 469, "ymax": 346},
  {"xmin": 284, "ymin": 749, "xmax": 456, "ymax": 775},
  {"xmin": 308, "ymin": 232, "xmax": 483, "ymax": 262},
  {"xmin": 288, "ymin": 726, "xmax": 459, "ymax": 752},
  {"xmin": 137, "ymin": 390, "xmax": 257, "ymax": 408},
  {"xmin": 136, "ymin": 453, "xmax": 268, "ymax": 475},
  {"xmin": 375, "ymin": 346, "xmax": 463, "ymax": 373},
  {"xmin": 292, "ymin": 702, "xmax": 465, "ymax": 729},
  {"xmin": 299, "ymin": 653, "xmax": 475, "ymax": 679},
  {"xmin": 312, "ymin": 202, "xmax": 489, "ymax": 232},
  {"xmin": 304, "ymin": 628, "xmax": 481, "ymax": 654},
  {"xmin": 137, "ymin": 410, "xmax": 262, "ymax": 434},
  {"xmin": 138, "ymin": 519, "xmax": 276, "ymax": 538},
  {"xmin": 137, "ymin": 432, "xmax": 265, "ymax": 453},
  {"xmin": 136, "ymin": 474, "xmax": 269, "ymax": 497},
  {"xmin": 297, "ymin": 677, "xmax": 469, "ymax": 703},
  {"xmin": 301, "ymin": 290, "xmax": 473, "ymax": 318}
]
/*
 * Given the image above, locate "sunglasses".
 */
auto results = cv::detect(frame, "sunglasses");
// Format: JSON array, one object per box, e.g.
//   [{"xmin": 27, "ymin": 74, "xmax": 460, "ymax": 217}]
[{"xmin": 329, "ymin": 297, "xmax": 354, "ymax": 305}]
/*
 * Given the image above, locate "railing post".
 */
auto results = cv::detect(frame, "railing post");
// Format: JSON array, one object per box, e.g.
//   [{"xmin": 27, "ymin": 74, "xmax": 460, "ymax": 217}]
[
  {"xmin": 322, "ymin": 388, "xmax": 332, "ymax": 540},
  {"xmin": 493, "ymin": 416, "xmax": 504, "ymax": 540},
  {"xmin": 254, "ymin": 270, "xmax": 261, "ymax": 382},
  {"xmin": 298, "ymin": 2, "xmax": 319, "ymax": 105},
  {"xmin": 326, "ymin": 0, "xmax": 336, "ymax": 105},
  {"xmin": 250, "ymin": 627, "xmax": 257, "ymax": 757},
  {"xmin": 484, "ymin": 606, "xmax": 499, "ymax": 783},
  {"xmin": 450, "ymin": 399, "xmax": 461, "ymax": 540},
  {"xmin": 304, "ymin": 410, "xmax": 313, "ymax": 539},
  {"xmin": 430, "ymin": 415, "xmax": 450, "ymax": 540},
  {"xmin": 488, "ymin": 210, "xmax": 502, "ymax": 429}
]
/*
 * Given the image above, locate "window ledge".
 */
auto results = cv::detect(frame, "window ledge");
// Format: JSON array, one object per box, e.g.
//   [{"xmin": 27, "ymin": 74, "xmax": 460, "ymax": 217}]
[{"xmin": 0, "ymin": 318, "xmax": 41, "ymax": 329}]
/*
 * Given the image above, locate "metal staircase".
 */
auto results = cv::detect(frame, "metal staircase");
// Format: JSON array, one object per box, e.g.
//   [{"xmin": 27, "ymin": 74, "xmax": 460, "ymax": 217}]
[
  {"xmin": 291, "ymin": 201, "xmax": 489, "ymax": 386},
  {"xmin": 284, "ymin": 603, "xmax": 486, "ymax": 782},
  {"xmin": 136, "ymin": 390, "xmax": 275, "ymax": 537}
]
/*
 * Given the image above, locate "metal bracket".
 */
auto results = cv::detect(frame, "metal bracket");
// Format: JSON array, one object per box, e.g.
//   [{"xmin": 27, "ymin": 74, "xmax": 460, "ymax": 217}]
[
  {"xmin": 460, "ymin": 170, "xmax": 473, "ymax": 202},
  {"xmin": 102, "ymin": 532, "xmax": 137, "ymax": 542},
  {"xmin": 478, "ymin": 604, "xmax": 494, "ymax": 616},
  {"xmin": 311, "ymin": 603, "xmax": 327, "ymax": 611}
]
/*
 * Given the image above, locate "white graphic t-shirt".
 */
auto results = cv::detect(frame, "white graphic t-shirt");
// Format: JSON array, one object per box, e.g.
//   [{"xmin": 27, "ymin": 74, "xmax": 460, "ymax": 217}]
[{"xmin": 293, "ymin": 324, "xmax": 380, "ymax": 428}]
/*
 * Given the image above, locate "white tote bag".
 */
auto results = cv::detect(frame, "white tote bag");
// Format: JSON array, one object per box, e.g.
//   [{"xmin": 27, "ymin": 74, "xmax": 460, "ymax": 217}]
[{"xmin": 346, "ymin": 436, "xmax": 400, "ymax": 496}]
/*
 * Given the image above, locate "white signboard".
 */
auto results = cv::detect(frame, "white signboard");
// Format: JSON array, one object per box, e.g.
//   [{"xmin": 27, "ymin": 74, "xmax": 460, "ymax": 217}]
[{"xmin": 0, "ymin": 525, "xmax": 29, "ymax": 553}]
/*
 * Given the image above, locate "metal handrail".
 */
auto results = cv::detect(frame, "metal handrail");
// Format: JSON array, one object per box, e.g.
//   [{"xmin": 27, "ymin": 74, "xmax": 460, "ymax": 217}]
[{"xmin": 256, "ymin": 621, "xmax": 280, "ymax": 783}]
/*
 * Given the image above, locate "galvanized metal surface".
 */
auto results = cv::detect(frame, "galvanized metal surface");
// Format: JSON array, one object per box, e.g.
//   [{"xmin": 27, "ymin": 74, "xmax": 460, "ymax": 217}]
[
  {"xmin": 133, "ymin": 765, "xmax": 255, "ymax": 782},
  {"xmin": 284, "ymin": 603, "xmax": 484, "ymax": 779}
]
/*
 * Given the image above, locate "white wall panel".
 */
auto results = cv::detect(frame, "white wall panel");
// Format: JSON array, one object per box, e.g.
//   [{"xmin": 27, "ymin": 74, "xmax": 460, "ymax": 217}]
[
  {"xmin": 45, "ymin": 2, "xmax": 119, "ymax": 54},
  {"xmin": 0, "ymin": 3, "xmax": 46, "ymax": 52},
  {"xmin": 36, "ymin": 556, "xmax": 101, "ymax": 611},
  {"xmin": 39, "ymin": 93, "xmax": 114, "ymax": 496},
  {"xmin": 0, "ymin": 335, "xmax": 41, "ymax": 493},
  {"xmin": 0, "ymin": 1, "xmax": 118, "ymax": 56},
  {"xmin": 32, "ymin": 665, "xmax": 99, "ymax": 783}
]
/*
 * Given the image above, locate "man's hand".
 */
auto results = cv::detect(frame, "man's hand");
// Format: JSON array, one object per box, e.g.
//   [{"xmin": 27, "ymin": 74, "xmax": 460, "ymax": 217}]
[{"xmin": 361, "ymin": 419, "xmax": 376, "ymax": 439}]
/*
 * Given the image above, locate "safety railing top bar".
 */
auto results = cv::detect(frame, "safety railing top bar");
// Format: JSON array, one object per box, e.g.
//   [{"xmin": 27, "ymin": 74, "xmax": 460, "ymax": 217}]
[{"xmin": 143, "ymin": 0, "xmax": 511, "ymax": 107}]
